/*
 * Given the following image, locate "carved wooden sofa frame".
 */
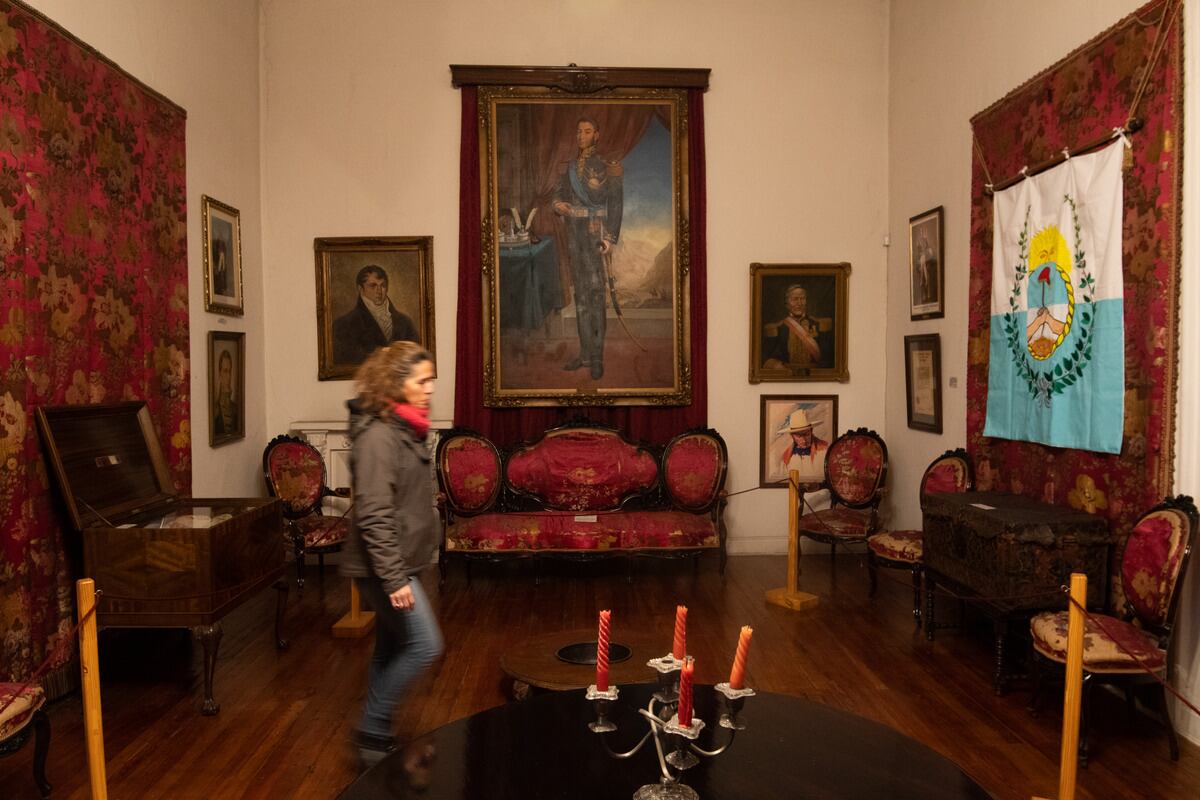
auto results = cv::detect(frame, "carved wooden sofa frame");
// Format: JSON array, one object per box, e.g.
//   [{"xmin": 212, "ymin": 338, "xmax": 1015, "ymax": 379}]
[{"xmin": 434, "ymin": 421, "xmax": 729, "ymax": 582}]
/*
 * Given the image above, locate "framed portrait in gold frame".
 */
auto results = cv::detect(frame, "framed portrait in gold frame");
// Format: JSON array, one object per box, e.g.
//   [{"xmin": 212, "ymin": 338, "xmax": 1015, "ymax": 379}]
[
  {"xmin": 477, "ymin": 86, "xmax": 691, "ymax": 407},
  {"xmin": 314, "ymin": 236, "xmax": 435, "ymax": 381},
  {"xmin": 202, "ymin": 195, "xmax": 243, "ymax": 316},
  {"xmin": 749, "ymin": 263, "xmax": 850, "ymax": 383}
]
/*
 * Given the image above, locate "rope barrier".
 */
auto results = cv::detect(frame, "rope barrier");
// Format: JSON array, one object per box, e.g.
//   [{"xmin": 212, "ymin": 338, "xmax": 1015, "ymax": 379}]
[{"xmin": 0, "ymin": 592, "xmax": 101, "ymax": 720}]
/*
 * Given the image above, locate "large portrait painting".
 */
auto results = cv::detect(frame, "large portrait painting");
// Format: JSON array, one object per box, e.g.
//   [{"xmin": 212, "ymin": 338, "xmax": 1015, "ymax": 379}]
[
  {"xmin": 315, "ymin": 236, "xmax": 435, "ymax": 381},
  {"xmin": 749, "ymin": 263, "xmax": 850, "ymax": 383},
  {"xmin": 479, "ymin": 87, "xmax": 691, "ymax": 406}
]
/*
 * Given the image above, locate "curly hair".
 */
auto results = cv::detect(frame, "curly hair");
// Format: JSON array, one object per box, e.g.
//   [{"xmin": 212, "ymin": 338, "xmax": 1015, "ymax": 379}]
[{"xmin": 353, "ymin": 342, "xmax": 434, "ymax": 416}]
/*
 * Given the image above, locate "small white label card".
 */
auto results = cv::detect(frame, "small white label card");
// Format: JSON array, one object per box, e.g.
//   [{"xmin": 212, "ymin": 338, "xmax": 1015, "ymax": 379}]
[
  {"xmin": 970, "ymin": 503, "xmax": 997, "ymax": 511},
  {"xmin": 574, "ymin": 514, "xmax": 598, "ymax": 523}
]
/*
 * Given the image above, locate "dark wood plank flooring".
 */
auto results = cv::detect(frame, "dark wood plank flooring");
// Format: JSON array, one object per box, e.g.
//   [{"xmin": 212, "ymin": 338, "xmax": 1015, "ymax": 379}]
[{"xmin": 2, "ymin": 554, "xmax": 1196, "ymax": 799}]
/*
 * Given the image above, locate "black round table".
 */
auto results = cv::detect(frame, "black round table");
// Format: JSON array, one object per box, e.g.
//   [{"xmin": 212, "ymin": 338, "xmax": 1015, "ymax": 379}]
[{"xmin": 340, "ymin": 684, "xmax": 996, "ymax": 799}]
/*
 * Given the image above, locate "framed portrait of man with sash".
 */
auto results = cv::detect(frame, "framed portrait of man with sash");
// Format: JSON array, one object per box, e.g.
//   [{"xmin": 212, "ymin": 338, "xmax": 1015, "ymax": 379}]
[
  {"xmin": 749, "ymin": 262, "xmax": 850, "ymax": 383},
  {"xmin": 477, "ymin": 86, "xmax": 692, "ymax": 407}
]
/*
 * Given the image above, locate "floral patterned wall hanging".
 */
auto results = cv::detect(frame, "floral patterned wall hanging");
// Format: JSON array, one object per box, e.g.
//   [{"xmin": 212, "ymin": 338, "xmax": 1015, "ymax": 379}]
[
  {"xmin": 0, "ymin": 0, "xmax": 189, "ymax": 685},
  {"xmin": 968, "ymin": 0, "xmax": 1181, "ymax": 553}
]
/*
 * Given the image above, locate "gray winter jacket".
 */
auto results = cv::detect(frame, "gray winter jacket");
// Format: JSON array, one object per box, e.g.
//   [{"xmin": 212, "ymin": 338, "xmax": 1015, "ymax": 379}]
[{"xmin": 339, "ymin": 404, "xmax": 438, "ymax": 593}]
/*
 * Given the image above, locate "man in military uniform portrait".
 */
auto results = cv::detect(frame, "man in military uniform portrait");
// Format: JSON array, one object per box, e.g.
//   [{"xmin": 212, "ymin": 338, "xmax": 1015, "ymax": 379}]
[
  {"xmin": 762, "ymin": 284, "xmax": 832, "ymax": 370},
  {"xmin": 553, "ymin": 117, "xmax": 623, "ymax": 381},
  {"xmin": 331, "ymin": 264, "xmax": 419, "ymax": 365}
]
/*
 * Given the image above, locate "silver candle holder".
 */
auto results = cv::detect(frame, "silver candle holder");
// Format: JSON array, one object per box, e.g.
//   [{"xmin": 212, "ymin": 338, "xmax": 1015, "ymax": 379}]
[{"xmin": 586, "ymin": 653, "xmax": 752, "ymax": 800}]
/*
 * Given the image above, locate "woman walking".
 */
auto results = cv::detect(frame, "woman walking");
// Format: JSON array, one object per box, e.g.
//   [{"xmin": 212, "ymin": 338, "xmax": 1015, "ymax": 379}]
[{"xmin": 341, "ymin": 342, "xmax": 443, "ymax": 768}]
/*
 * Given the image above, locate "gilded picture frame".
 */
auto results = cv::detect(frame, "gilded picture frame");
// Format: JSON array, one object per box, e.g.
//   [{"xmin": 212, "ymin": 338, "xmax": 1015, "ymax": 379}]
[
  {"xmin": 759, "ymin": 394, "xmax": 839, "ymax": 488},
  {"xmin": 904, "ymin": 333, "xmax": 942, "ymax": 433},
  {"xmin": 749, "ymin": 263, "xmax": 850, "ymax": 383},
  {"xmin": 909, "ymin": 205, "xmax": 944, "ymax": 321},
  {"xmin": 314, "ymin": 236, "xmax": 436, "ymax": 381},
  {"xmin": 202, "ymin": 195, "xmax": 244, "ymax": 316},
  {"xmin": 208, "ymin": 331, "xmax": 245, "ymax": 447},
  {"xmin": 478, "ymin": 86, "xmax": 691, "ymax": 407}
]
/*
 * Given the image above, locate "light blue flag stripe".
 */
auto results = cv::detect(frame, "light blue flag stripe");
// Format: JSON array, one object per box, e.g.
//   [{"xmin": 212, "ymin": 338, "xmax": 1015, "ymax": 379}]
[{"xmin": 984, "ymin": 298, "xmax": 1124, "ymax": 453}]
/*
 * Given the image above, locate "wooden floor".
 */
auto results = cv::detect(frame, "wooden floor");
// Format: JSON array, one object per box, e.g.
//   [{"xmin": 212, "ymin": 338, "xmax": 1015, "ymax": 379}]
[{"xmin": 2, "ymin": 554, "xmax": 1197, "ymax": 799}]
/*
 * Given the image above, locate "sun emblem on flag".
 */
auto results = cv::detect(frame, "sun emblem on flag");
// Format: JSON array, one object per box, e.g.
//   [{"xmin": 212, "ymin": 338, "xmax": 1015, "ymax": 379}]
[{"xmin": 1001, "ymin": 196, "xmax": 1096, "ymax": 406}]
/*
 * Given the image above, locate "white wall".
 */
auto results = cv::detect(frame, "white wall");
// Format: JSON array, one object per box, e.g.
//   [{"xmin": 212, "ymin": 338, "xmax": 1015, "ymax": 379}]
[
  {"xmin": 23, "ymin": 0, "xmax": 266, "ymax": 498},
  {"xmin": 259, "ymin": 0, "xmax": 892, "ymax": 555},
  {"xmin": 887, "ymin": 0, "xmax": 1199, "ymax": 746}
]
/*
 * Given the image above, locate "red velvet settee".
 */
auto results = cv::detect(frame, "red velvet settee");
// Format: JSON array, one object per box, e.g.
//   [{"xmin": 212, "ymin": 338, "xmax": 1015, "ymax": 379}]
[{"xmin": 435, "ymin": 422, "xmax": 729, "ymax": 580}]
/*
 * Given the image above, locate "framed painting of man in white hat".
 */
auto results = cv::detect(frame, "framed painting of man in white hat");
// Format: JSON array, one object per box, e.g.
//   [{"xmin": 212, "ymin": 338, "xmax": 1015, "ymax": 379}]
[{"xmin": 759, "ymin": 395, "xmax": 839, "ymax": 488}]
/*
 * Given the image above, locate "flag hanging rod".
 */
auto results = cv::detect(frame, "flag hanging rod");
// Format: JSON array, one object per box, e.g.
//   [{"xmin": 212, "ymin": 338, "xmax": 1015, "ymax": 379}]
[{"xmin": 984, "ymin": 117, "xmax": 1142, "ymax": 196}]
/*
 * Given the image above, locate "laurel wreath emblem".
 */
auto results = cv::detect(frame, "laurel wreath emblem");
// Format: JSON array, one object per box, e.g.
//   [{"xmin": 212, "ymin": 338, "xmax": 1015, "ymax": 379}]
[{"xmin": 1000, "ymin": 196, "xmax": 1096, "ymax": 407}]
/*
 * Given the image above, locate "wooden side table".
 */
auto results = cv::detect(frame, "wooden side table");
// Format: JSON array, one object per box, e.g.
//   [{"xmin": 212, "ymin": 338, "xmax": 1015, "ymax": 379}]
[{"xmin": 500, "ymin": 628, "xmax": 661, "ymax": 699}]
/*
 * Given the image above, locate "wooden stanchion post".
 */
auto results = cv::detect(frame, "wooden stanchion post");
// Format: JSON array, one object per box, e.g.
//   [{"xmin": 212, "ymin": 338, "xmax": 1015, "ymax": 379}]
[
  {"xmin": 76, "ymin": 578, "xmax": 108, "ymax": 800},
  {"xmin": 766, "ymin": 469, "xmax": 819, "ymax": 611},
  {"xmin": 332, "ymin": 579, "xmax": 376, "ymax": 638},
  {"xmin": 1032, "ymin": 572, "xmax": 1085, "ymax": 800}
]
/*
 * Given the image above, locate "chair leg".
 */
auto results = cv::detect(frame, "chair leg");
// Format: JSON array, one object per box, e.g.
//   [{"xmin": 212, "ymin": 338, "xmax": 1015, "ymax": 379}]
[
  {"xmin": 925, "ymin": 574, "xmax": 936, "ymax": 641},
  {"xmin": 317, "ymin": 552, "xmax": 326, "ymax": 582},
  {"xmin": 1157, "ymin": 683, "xmax": 1180, "ymax": 761},
  {"xmin": 295, "ymin": 551, "xmax": 307, "ymax": 589},
  {"xmin": 911, "ymin": 565, "xmax": 922, "ymax": 627},
  {"xmin": 1028, "ymin": 653, "xmax": 1046, "ymax": 715},
  {"xmin": 867, "ymin": 553, "xmax": 878, "ymax": 598},
  {"xmin": 1078, "ymin": 673, "xmax": 1094, "ymax": 766},
  {"xmin": 32, "ymin": 708, "xmax": 51, "ymax": 799}
]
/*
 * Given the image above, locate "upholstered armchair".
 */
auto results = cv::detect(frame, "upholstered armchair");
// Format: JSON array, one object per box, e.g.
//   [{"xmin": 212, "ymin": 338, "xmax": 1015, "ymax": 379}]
[
  {"xmin": 0, "ymin": 682, "xmax": 50, "ymax": 798},
  {"xmin": 867, "ymin": 448, "xmax": 973, "ymax": 626},
  {"xmin": 795, "ymin": 427, "xmax": 889, "ymax": 560},
  {"xmin": 1029, "ymin": 494, "xmax": 1197, "ymax": 764},
  {"xmin": 262, "ymin": 434, "xmax": 352, "ymax": 588}
]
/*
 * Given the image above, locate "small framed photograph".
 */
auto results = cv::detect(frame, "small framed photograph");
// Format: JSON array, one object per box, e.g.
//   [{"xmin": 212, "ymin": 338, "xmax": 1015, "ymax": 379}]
[
  {"xmin": 904, "ymin": 333, "xmax": 942, "ymax": 433},
  {"xmin": 749, "ymin": 263, "xmax": 850, "ymax": 383},
  {"xmin": 315, "ymin": 236, "xmax": 435, "ymax": 381},
  {"xmin": 759, "ymin": 394, "xmax": 839, "ymax": 488},
  {"xmin": 908, "ymin": 206, "xmax": 944, "ymax": 320},
  {"xmin": 202, "ymin": 195, "xmax": 244, "ymax": 316},
  {"xmin": 209, "ymin": 331, "xmax": 245, "ymax": 447}
]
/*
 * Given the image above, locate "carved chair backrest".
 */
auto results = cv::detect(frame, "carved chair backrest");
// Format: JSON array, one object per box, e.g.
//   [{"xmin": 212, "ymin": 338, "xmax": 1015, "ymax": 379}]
[
  {"xmin": 262, "ymin": 434, "xmax": 327, "ymax": 520},
  {"xmin": 918, "ymin": 448, "xmax": 974, "ymax": 510},
  {"xmin": 823, "ymin": 427, "xmax": 888, "ymax": 509},
  {"xmin": 661, "ymin": 429, "xmax": 728, "ymax": 512},
  {"xmin": 436, "ymin": 430, "xmax": 503, "ymax": 516},
  {"xmin": 1117, "ymin": 495, "xmax": 1197, "ymax": 637}
]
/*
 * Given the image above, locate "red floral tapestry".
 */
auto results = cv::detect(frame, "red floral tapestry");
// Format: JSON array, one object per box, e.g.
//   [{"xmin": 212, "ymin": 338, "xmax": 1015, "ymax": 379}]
[
  {"xmin": 0, "ymin": 0, "xmax": 189, "ymax": 683},
  {"xmin": 968, "ymin": 0, "xmax": 1180, "ymax": 548}
]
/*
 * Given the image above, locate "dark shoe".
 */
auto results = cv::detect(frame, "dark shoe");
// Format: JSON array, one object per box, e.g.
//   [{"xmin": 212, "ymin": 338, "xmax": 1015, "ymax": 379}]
[
  {"xmin": 590, "ymin": 362, "xmax": 604, "ymax": 379},
  {"xmin": 563, "ymin": 357, "xmax": 585, "ymax": 371},
  {"xmin": 354, "ymin": 729, "xmax": 397, "ymax": 771}
]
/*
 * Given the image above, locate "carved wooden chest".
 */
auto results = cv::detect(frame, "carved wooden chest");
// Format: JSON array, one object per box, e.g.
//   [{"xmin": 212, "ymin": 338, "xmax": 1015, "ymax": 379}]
[{"xmin": 923, "ymin": 491, "xmax": 1114, "ymax": 610}]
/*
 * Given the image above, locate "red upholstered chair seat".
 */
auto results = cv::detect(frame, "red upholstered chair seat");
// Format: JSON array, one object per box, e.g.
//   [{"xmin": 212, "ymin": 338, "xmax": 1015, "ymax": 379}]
[
  {"xmin": 446, "ymin": 511, "xmax": 719, "ymax": 552},
  {"xmin": 796, "ymin": 506, "xmax": 874, "ymax": 539},
  {"xmin": 0, "ymin": 683, "xmax": 44, "ymax": 740},
  {"xmin": 1030, "ymin": 611, "xmax": 1166, "ymax": 673},
  {"xmin": 293, "ymin": 514, "xmax": 351, "ymax": 549},
  {"xmin": 867, "ymin": 529, "xmax": 923, "ymax": 563}
]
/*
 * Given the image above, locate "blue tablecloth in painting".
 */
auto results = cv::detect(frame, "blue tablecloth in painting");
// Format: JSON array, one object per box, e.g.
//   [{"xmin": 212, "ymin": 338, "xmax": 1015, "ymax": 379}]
[{"xmin": 499, "ymin": 238, "xmax": 562, "ymax": 330}]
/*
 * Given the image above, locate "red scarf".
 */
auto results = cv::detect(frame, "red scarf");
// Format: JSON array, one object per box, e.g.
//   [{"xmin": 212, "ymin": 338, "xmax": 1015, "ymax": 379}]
[{"xmin": 391, "ymin": 402, "xmax": 430, "ymax": 439}]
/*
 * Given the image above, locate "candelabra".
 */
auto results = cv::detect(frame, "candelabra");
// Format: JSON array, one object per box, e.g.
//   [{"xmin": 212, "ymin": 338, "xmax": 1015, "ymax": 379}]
[{"xmin": 586, "ymin": 654, "xmax": 755, "ymax": 800}]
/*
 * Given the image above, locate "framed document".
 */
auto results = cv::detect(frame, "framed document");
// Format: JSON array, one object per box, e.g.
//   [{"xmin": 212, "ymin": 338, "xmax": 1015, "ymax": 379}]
[{"xmin": 904, "ymin": 333, "xmax": 942, "ymax": 433}]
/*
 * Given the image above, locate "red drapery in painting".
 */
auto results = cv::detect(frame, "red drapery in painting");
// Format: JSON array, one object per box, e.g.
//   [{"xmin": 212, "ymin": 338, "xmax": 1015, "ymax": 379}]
[
  {"xmin": 967, "ymin": 0, "xmax": 1180, "ymax": 548},
  {"xmin": 0, "ymin": 0, "xmax": 190, "ymax": 682},
  {"xmin": 455, "ymin": 86, "xmax": 707, "ymax": 446}
]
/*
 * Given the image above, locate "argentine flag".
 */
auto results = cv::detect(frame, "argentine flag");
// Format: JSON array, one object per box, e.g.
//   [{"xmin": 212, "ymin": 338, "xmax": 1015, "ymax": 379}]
[{"xmin": 984, "ymin": 139, "xmax": 1125, "ymax": 454}]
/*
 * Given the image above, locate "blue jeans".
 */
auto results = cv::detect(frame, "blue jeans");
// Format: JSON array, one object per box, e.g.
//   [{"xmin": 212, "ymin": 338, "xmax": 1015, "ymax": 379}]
[{"xmin": 356, "ymin": 575, "xmax": 444, "ymax": 738}]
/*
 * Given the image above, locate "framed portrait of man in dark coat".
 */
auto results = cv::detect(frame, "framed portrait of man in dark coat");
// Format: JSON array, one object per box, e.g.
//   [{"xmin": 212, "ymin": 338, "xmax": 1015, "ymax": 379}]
[
  {"xmin": 315, "ymin": 236, "xmax": 435, "ymax": 380},
  {"xmin": 749, "ymin": 262, "xmax": 850, "ymax": 383}
]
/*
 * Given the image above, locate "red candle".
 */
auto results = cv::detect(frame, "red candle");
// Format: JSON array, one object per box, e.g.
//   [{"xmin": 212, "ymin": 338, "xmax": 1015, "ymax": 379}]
[
  {"xmin": 672, "ymin": 605, "xmax": 688, "ymax": 659},
  {"xmin": 596, "ymin": 609, "xmax": 611, "ymax": 691},
  {"xmin": 678, "ymin": 656, "xmax": 695, "ymax": 726},
  {"xmin": 728, "ymin": 626, "xmax": 753, "ymax": 689}
]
